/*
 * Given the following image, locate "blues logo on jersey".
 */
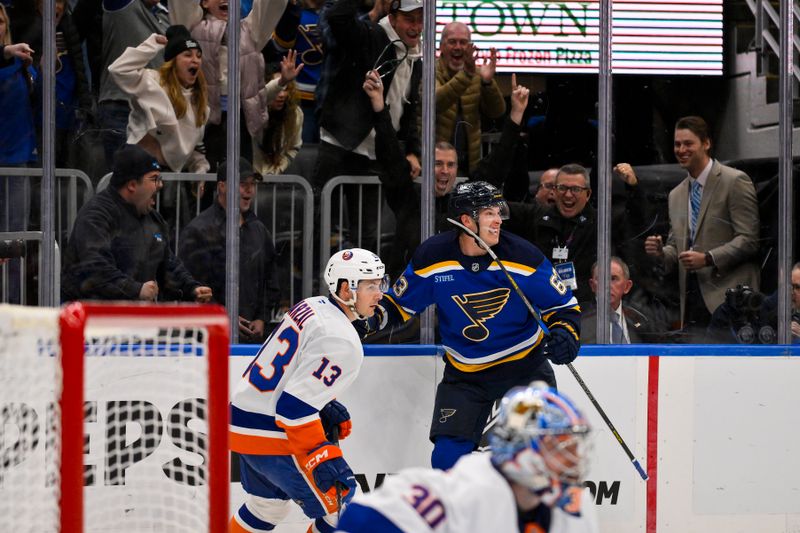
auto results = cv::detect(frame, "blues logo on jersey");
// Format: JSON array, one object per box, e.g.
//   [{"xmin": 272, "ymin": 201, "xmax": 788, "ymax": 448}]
[{"xmin": 379, "ymin": 231, "xmax": 580, "ymax": 372}]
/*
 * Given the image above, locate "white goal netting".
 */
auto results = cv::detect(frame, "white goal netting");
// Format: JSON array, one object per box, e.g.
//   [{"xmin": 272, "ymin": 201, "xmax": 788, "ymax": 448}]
[
  {"xmin": 0, "ymin": 304, "xmax": 62, "ymax": 533},
  {"xmin": 82, "ymin": 319, "xmax": 212, "ymax": 532},
  {"xmin": 0, "ymin": 303, "xmax": 228, "ymax": 533}
]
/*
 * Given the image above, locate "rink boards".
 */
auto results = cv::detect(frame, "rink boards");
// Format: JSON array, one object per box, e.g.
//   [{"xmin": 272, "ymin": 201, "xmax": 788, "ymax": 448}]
[
  {"xmin": 5, "ymin": 343, "xmax": 797, "ymax": 532},
  {"xmin": 227, "ymin": 344, "xmax": 800, "ymax": 533}
]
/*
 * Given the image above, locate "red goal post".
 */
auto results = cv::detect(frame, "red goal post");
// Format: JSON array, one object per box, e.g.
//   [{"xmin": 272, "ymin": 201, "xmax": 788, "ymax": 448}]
[{"xmin": 56, "ymin": 302, "xmax": 230, "ymax": 533}]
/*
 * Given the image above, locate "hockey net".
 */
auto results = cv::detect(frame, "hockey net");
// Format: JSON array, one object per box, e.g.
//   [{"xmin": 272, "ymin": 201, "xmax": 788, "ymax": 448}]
[{"xmin": 0, "ymin": 302, "xmax": 229, "ymax": 533}]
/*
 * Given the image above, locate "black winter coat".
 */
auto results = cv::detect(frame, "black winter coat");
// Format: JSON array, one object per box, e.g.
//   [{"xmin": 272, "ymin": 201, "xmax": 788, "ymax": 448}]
[
  {"xmin": 62, "ymin": 187, "xmax": 201, "ymax": 301},
  {"xmin": 317, "ymin": 0, "xmax": 421, "ymax": 156},
  {"xmin": 178, "ymin": 202, "xmax": 280, "ymax": 323}
]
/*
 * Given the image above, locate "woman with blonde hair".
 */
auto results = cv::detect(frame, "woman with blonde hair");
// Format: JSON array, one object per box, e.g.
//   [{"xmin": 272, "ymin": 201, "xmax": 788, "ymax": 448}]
[
  {"xmin": 109, "ymin": 24, "xmax": 210, "ymax": 174},
  {"xmin": 170, "ymin": 0, "xmax": 288, "ymax": 167},
  {"xmin": 253, "ymin": 53, "xmax": 304, "ymax": 175}
]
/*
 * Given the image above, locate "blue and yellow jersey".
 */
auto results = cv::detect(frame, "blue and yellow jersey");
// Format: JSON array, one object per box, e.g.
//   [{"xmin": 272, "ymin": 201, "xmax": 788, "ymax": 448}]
[{"xmin": 380, "ymin": 231, "xmax": 580, "ymax": 372}]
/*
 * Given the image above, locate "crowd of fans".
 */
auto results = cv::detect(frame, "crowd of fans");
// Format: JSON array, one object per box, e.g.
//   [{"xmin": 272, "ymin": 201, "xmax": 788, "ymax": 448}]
[{"xmin": 1, "ymin": 0, "xmax": 798, "ymax": 344}]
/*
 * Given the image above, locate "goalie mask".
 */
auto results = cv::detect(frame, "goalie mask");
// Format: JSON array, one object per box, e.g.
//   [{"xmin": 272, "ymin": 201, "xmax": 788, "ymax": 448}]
[
  {"xmin": 324, "ymin": 248, "xmax": 388, "ymax": 318},
  {"xmin": 448, "ymin": 181, "xmax": 509, "ymax": 221},
  {"xmin": 489, "ymin": 381, "xmax": 591, "ymax": 505}
]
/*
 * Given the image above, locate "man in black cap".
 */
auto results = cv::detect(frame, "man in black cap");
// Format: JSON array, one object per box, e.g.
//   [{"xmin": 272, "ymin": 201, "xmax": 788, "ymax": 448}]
[
  {"xmin": 179, "ymin": 157, "xmax": 280, "ymax": 343},
  {"xmin": 62, "ymin": 144, "xmax": 213, "ymax": 302}
]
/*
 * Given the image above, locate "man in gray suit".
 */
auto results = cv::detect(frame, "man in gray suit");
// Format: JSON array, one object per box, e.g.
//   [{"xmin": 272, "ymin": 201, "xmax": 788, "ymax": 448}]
[{"xmin": 644, "ymin": 116, "xmax": 760, "ymax": 335}]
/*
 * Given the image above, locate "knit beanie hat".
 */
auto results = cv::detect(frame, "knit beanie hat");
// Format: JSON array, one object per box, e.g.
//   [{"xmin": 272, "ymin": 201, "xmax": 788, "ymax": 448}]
[{"xmin": 164, "ymin": 25, "xmax": 201, "ymax": 63}]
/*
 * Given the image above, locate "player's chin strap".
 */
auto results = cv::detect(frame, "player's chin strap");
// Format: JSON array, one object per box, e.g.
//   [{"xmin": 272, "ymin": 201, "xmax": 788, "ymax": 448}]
[{"xmin": 331, "ymin": 290, "xmax": 369, "ymax": 321}]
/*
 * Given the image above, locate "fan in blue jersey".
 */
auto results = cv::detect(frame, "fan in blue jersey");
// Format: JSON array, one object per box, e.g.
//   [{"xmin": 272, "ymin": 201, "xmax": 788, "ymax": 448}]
[
  {"xmin": 364, "ymin": 181, "xmax": 581, "ymax": 470},
  {"xmin": 335, "ymin": 381, "xmax": 599, "ymax": 533}
]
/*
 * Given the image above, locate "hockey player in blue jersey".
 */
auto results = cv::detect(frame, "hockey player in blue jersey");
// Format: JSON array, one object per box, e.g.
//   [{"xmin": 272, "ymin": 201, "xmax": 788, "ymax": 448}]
[
  {"xmin": 365, "ymin": 181, "xmax": 581, "ymax": 470},
  {"xmin": 335, "ymin": 381, "xmax": 599, "ymax": 533}
]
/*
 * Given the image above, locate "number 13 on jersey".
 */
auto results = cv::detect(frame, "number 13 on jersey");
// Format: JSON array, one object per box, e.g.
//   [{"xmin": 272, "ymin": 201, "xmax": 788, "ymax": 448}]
[
  {"xmin": 247, "ymin": 327, "xmax": 300, "ymax": 392},
  {"xmin": 247, "ymin": 326, "xmax": 343, "ymax": 391}
]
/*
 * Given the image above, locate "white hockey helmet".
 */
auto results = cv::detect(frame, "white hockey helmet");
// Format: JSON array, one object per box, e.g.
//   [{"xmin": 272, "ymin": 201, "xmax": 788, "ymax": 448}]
[
  {"xmin": 489, "ymin": 381, "xmax": 591, "ymax": 504},
  {"xmin": 324, "ymin": 248, "xmax": 387, "ymax": 310}
]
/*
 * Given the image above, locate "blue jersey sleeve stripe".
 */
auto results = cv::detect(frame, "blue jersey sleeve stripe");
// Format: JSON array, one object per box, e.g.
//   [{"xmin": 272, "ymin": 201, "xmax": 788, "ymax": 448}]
[
  {"xmin": 336, "ymin": 502, "xmax": 405, "ymax": 533},
  {"xmin": 275, "ymin": 392, "xmax": 318, "ymax": 420},
  {"xmin": 231, "ymin": 405, "xmax": 283, "ymax": 431}
]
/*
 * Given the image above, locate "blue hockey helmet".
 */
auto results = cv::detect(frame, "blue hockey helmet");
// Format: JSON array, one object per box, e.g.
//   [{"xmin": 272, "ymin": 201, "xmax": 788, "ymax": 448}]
[
  {"xmin": 447, "ymin": 181, "xmax": 509, "ymax": 220},
  {"xmin": 489, "ymin": 381, "xmax": 591, "ymax": 500}
]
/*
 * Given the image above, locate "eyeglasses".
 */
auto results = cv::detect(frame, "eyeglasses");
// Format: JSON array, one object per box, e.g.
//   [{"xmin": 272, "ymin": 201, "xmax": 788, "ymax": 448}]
[
  {"xmin": 145, "ymin": 175, "xmax": 163, "ymax": 184},
  {"xmin": 372, "ymin": 39, "xmax": 408, "ymax": 79},
  {"xmin": 556, "ymin": 184, "xmax": 590, "ymax": 195},
  {"xmin": 539, "ymin": 183, "xmax": 557, "ymax": 191}
]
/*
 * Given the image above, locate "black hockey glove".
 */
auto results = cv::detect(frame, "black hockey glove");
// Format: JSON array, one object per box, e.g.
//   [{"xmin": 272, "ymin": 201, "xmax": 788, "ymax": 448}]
[
  {"xmin": 320, "ymin": 400, "xmax": 352, "ymax": 440},
  {"xmin": 543, "ymin": 327, "xmax": 579, "ymax": 365}
]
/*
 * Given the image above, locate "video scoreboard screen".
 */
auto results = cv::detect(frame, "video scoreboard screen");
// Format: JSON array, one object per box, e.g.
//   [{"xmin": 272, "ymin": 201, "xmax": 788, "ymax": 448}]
[{"xmin": 435, "ymin": 0, "xmax": 723, "ymax": 75}]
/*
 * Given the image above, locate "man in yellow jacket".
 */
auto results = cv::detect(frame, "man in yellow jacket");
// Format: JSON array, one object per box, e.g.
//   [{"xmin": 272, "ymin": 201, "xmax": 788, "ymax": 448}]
[{"xmin": 436, "ymin": 21, "xmax": 506, "ymax": 175}]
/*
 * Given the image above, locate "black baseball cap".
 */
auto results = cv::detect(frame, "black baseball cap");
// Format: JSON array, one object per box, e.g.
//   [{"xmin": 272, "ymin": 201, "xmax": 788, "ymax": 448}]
[
  {"xmin": 216, "ymin": 157, "xmax": 263, "ymax": 183},
  {"xmin": 110, "ymin": 144, "xmax": 161, "ymax": 188}
]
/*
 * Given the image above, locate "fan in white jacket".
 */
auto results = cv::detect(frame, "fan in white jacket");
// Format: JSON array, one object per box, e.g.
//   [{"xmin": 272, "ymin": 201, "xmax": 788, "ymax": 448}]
[
  {"xmin": 169, "ymin": 0, "xmax": 288, "ymax": 137},
  {"xmin": 109, "ymin": 25, "xmax": 210, "ymax": 173},
  {"xmin": 335, "ymin": 382, "xmax": 600, "ymax": 533}
]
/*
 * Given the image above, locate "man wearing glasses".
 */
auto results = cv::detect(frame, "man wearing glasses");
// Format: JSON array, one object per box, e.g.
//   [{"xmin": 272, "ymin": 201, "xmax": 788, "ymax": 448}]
[
  {"xmin": 313, "ymin": 0, "xmax": 423, "ymax": 251},
  {"xmin": 61, "ymin": 144, "xmax": 213, "ymax": 303},
  {"xmin": 530, "ymin": 168, "xmax": 558, "ymax": 206},
  {"xmin": 504, "ymin": 162, "xmax": 647, "ymax": 305}
]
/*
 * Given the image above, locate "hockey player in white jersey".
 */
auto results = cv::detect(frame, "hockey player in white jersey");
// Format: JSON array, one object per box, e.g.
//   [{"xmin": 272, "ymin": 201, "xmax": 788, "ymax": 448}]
[
  {"xmin": 335, "ymin": 381, "xmax": 598, "ymax": 533},
  {"xmin": 229, "ymin": 248, "xmax": 388, "ymax": 533}
]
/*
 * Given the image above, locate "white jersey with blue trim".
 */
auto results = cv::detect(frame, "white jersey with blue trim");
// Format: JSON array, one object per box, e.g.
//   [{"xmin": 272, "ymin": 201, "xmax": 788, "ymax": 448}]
[
  {"xmin": 335, "ymin": 453, "xmax": 599, "ymax": 533},
  {"xmin": 380, "ymin": 230, "xmax": 580, "ymax": 372},
  {"xmin": 230, "ymin": 295, "xmax": 363, "ymax": 454}
]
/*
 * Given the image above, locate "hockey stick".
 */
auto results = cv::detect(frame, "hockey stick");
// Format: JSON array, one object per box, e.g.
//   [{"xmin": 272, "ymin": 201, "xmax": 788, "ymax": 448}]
[
  {"xmin": 330, "ymin": 425, "xmax": 344, "ymax": 520},
  {"xmin": 446, "ymin": 217, "xmax": 649, "ymax": 481}
]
